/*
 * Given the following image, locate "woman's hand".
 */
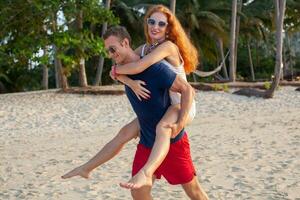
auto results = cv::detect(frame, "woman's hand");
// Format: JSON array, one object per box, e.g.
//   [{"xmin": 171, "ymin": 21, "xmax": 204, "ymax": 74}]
[
  {"xmin": 129, "ymin": 80, "xmax": 151, "ymax": 101},
  {"xmin": 164, "ymin": 122, "xmax": 184, "ymax": 138},
  {"xmin": 110, "ymin": 65, "xmax": 118, "ymax": 80},
  {"xmin": 109, "ymin": 69, "xmax": 117, "ymax": 80}
]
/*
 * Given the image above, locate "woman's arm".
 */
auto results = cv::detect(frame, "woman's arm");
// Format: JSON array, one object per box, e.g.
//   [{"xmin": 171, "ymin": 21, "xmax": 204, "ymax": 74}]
[
  {"xmin": 110, "ymin": 71, "xmax": 151, "ymax": 100},
  {"xmin": 115, "ymin": 41, "xmax": 175, "ymax": 75},
  {"xmin": 115, "ymin": 74, "xmax": 135, "ymax": 87}
]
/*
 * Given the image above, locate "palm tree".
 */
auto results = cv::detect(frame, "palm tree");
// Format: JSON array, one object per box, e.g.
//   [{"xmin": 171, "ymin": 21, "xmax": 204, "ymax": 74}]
[
  {"xmin": 229, "ymin": 0, "xmax": 238, "ymax": 82},
  {"xmin": 234, "ymin": 0, "xmax": 286, "ymax": 98},
  {"xmin": 94, "ymin": 0, "xmax": 111, "ymax": 86},
  {"xmin": 282, "ymin": 0, "xmax": 300, "ymax": 81},
  {"xmin": 176, "ymin": 0, "xmax": 229, "ymax": 73},
  {"xmin": 239, "ymin": 16, "xmax": 267, "ymax": 81},
  {"xmin": 170, "ymin": 0, "xmax": 176, "ymax": 13},
  {"xmin": 51, "ymin": 9, "xmax": 69, "ymax": 89},
  {"xmin": 217, "ymin": 37, "xmax": 229, "ymax": 79},
  {"xmin": 76, "ymin": 1, "xmax": 88, "ymax": 87},
  {"xmin": 233, "ymin": 0, "xmax": 243, "ymax": 80},
  {"xmin": 265, "ymin": 0, "xmax": 286, "ymax": 98}
]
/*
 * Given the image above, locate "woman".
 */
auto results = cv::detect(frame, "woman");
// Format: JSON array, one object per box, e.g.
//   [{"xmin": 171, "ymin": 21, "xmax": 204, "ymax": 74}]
[{"xmin": 112, "ymin": 5, "xmax": 199, "ymax": 189}]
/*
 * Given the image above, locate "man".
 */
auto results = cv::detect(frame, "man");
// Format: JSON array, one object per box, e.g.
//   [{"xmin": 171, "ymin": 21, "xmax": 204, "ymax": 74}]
[{"xmin": 62, "ymin": 26, "xmax": 208, "ymax": 200}]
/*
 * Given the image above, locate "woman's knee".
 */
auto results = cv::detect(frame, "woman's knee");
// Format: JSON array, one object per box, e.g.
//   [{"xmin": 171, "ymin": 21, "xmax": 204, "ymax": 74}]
[{"xmin": 155, "ymin": 121, "xmax": 170, "ymax": 136}]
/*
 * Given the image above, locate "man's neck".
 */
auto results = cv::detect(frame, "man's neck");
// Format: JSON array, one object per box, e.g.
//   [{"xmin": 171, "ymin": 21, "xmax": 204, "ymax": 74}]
[{"xmin": 119, "ymin": 50, "xmax": 140, "ymax": 65}]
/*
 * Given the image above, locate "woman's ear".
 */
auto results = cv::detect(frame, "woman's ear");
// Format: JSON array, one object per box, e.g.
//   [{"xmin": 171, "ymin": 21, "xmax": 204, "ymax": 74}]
[{"xmin": 166, "ymin": 28, "xmax": 170, "ymax": 38}]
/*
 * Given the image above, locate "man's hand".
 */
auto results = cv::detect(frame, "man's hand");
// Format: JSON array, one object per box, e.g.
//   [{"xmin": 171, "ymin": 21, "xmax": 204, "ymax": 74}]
[{"xmin": 164, "ymin": 122, "xmax": 184, "ymax": 138}]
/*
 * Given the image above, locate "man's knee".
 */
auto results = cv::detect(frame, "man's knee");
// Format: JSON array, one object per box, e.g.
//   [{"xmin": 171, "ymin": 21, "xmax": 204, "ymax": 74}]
[
  {"xmin": 183, "ymin": 178, "xmax": 209, "ymax": 200},
  {"xmin": 187, "ymin": 189, "xmax": 203, "ymax": 200},
  {"xmin": 116, "ymin": 125, "xmax": 137, "ymax": 144}
]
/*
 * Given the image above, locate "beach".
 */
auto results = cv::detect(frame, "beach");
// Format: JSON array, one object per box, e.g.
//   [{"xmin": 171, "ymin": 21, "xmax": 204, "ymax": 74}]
[{"xmin": 0, "ymin": 86, "xmax": 299, "ymax": 200}]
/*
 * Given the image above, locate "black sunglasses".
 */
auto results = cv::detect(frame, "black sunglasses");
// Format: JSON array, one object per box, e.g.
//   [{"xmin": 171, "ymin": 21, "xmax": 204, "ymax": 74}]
[
  {"xmin": 106, "ymin": 46, "xmax": 116, "ymax": 54},
  {"xmin": 147, "ymin": 18, "xmax": 168, "ymax": 28}
]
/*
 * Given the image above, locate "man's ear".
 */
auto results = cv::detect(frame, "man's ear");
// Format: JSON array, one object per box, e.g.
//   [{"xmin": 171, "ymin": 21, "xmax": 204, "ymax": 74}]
[{"xmin": 122, "ymin": 38, "xmax": 130, "ymax": 48}]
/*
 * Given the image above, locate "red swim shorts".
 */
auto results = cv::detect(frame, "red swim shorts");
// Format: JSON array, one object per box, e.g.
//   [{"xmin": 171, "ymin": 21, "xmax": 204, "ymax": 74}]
[{"xmin": 132, "ymin": 133, "xmax": 196, "ymax": 185}]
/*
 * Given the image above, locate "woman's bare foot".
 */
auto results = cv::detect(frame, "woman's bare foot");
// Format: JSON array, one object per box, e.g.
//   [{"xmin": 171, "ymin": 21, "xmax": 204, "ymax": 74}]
[
  {"xmin": 61, "ymin": 165, "xmax": 90, "ymax": 179},
  {"xmin": 119, "ymin": 169, "xmax": 152, "ymax": 189}
]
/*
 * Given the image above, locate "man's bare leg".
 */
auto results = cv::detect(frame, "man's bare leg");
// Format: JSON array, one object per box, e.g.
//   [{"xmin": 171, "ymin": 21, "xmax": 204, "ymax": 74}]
[
  {"xmin": 181, "ymin": 176, "xmax": 209, "ymax": 200},
  {"xmin": 62, "ymin": 118, "xmax": 139, "ymax": 179},
  {"xmin": 120, "ymin": 105, "xmax": 180, "ymax": 189}
]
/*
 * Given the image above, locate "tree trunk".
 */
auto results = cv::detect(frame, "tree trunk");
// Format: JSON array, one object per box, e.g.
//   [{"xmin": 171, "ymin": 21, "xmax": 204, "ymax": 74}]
[
  {"xmin": 42, "ymin": 47, "xmax": 48, "ymax": 89},
  {"xmin": 229, "ymin": 0, "xmax": 237, "ymax": 82},
  {"xmin": 42, "ymin": 62, "xmax": 48, "ymax": 89},
  {"xmin": 218, "ymin": 37, "xmax": 229, "ymax": 79},
  {"xmin": 51, "ymin": 14, "xmax": 60, "ymax": 88},
  {"xmin": 76, "ymin": 8, "xmax": 88, "ymax": 87},
  {"xmin": 170, "ymin": 0, "xmax": 176, "ymax": 14},
  {"xmin": 94, "ymin": 0, "xmax": 111, "ymax": 86},
  {"xmin": 255, "ymin": 41, "xmax": 259, "ymax": 69},
  {"xmin": 265, "ymin": 0, "xmax": 286, "ymax": 98},
  {"xmin": 54, "ymin": 54, "xmax": 61, "ymax": 88},
  {"xmin": 79, "ymin": 57, "xmax": 88, "ymax": 87},
  {"xmin": 234, "ymin": 0, "xmax": 242, "ymax": 79},
  {"xmin": 52, "ymin": 12, "xmax": 68, "ymax": 89},
  {"xmin": 286, "ymin": 34, "xmax": 293, "ymax": 80},
  {"xmin": 0, "ymin": 82, "xmax": 6, "ymax": 93},
  {"xmin": 53, "ymin": 45, "xmax": 68, "ymax": 89},
  {"xmin": 247, "ymin": 39, "xmax": 255, "ymax": 81},
  {"xmin": 282, "ymin": 38, "xmax": 286, "ymax": 80},
  {"xmin": 58, "ymin": 58, "xmax": 68, "ymax": 89}
]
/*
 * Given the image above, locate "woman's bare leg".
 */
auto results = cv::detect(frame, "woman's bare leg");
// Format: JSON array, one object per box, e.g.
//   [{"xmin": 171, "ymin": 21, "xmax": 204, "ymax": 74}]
[
  {"xmin": 130, "ymin": 176, "xmax": 156, "ymax": 200},
  {"xmin": 120, "ymin": 104, "xmax": 191, "ymax": 189},
  {"xmin": 62, "ymin": 118, "xmax": 140, "ymax": 179}
]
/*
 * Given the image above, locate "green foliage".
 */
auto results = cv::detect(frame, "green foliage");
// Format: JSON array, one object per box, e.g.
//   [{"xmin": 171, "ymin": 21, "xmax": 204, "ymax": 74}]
[
  {"xmin": 0, "ymin": 0, "xmax": 119, "ymax": 92},
  {"xmin": 0, "ymin": 0, "xmax": 300, "ymax": 92},
  {"xmin": 263, "ymin": 82, "xmax": 271, "ymax": 90},
  {"xmin": 211, "ymin": 84, "xmax": 229, "ymax": 92}
]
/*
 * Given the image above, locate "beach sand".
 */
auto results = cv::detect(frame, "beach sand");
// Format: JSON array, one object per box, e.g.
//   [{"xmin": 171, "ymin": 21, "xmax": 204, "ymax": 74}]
[{"xmin": 0, "ymin": 87, "xmax": 299, "ymax": 200}]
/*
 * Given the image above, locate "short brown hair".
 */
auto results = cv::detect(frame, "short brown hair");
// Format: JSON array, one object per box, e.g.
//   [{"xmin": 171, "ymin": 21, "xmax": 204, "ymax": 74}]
[{"xmin": 103, "ymin": 25, "xmax": 132, "ymax": 46}]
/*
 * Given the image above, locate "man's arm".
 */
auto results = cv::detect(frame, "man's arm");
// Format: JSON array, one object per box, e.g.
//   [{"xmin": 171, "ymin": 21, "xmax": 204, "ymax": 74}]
[
  {"xmin": 169, "ymin": 75, "xmax": 195, "ymax": 135},
  {"xmin": 113, "ymin": 73, "xmax": 134, "ymax": 87}
]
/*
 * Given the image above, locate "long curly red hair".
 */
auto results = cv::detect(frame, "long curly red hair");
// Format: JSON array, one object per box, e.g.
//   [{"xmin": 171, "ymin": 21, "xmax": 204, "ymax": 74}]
[{"xmin": 144, "ymin": 5, "xmax": 199, "ymax": 74}]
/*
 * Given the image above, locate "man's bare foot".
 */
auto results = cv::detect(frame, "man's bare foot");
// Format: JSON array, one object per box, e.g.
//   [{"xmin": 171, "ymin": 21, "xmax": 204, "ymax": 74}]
[
  {"xmin": 119, "ymin": 169, "xmax": 152, "ymax": 189},
  {"xmin": 61, "ymin": 165, "xmax": 90, "ymax": 179}
]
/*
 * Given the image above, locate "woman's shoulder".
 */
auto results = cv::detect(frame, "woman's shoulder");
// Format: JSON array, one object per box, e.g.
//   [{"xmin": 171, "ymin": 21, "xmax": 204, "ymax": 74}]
[
  {"xmin": 134, "ymin": 44, "xmax": 147, "ymax": 55},
  {"xmin": 160, "ymin": 40, "xmax": 178, "ymax": 51},
  {"xmin": 161, "ymin": 40, "xmax": 176, "ymax": 46}
]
